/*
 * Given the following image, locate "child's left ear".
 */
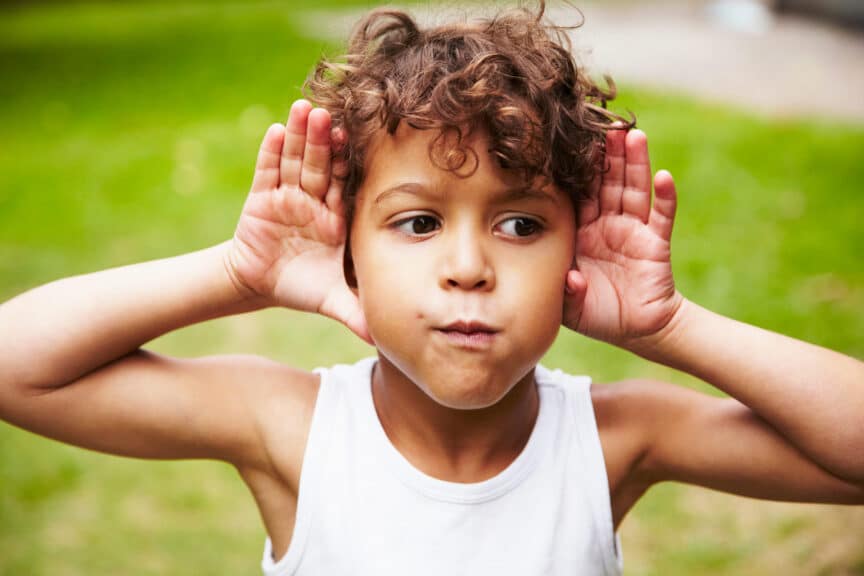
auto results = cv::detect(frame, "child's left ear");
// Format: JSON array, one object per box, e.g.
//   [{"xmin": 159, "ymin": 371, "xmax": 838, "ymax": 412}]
[
  {"xmin": 562, "ymin": 267, "xmax": 588, "ymax": 330},
  {"xmin": 564, "ymin": 268, "xmax": 587, "ymax": 302}
]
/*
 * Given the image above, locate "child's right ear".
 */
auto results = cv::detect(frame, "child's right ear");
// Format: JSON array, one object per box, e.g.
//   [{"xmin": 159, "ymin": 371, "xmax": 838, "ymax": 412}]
[{"xmin": 343, "ymin": 241, "xmax": 358, "ymax": 291}]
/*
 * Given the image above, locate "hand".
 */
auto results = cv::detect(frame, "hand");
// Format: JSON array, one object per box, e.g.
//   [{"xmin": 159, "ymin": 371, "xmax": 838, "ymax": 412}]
[
  {"xmin": 563, "ymin": 128, "xmax": 683, "ymax": 349},
  {"xmin": 227, "ymin": 100, "xmax": 370, "ymax": 343}
]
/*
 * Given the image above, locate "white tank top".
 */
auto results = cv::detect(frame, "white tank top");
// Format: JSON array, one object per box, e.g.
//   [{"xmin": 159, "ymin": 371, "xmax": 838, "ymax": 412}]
[{"xmin": 262, "ymin": 358, "xmax": 623, "ymax": 576}]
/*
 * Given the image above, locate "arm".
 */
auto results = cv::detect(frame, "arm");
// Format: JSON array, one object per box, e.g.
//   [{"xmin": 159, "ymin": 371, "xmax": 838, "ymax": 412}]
[
  {"xmin": 0, "ymin": 243, "xmax": 259, "ymax": 395},
  {"xmin": 0, "ymin": 243, "xmax": 269, "ymax": 464},
  {"xmin": 565, "ymin": 128, "xmax": 864, "ymax": 500},
  {"xmin": 0, "ymin": 100, "xmax": 366, "ymax": 467},
  {"xmin": 637, "ymin": 300, "xmax": 864, "ymax": 484},
  {"xmin": 594, "ymin": 380, "xmax": 864, "ymax": 531}
]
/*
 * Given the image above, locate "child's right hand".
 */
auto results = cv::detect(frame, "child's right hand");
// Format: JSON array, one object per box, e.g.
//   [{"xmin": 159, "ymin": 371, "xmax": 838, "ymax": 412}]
[{"xmin": 227, "ymin": 100, "xmax": 370, "ymax": 343}]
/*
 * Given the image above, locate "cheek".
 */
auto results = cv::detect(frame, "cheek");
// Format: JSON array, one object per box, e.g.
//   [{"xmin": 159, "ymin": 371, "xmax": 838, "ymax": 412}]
[
  {"xmin": 513, "ymin": 236, "xmax": 573, "ymax": 297},
  {"xmin": 518, "ymin": 276, "xmax": 566, "ymax": 340},
  {"xmin": 351, "ymin": 238, "xmax": 418, "ymax": 339},
  {"xmin": 500, "ymin": 241, "xmax": 572, "ymax": 338}
]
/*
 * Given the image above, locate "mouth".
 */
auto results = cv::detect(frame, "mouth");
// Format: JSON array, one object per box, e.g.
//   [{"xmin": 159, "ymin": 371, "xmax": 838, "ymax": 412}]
[{"xmin": 434, "ymin": 320, "xmax": 500, "ymax": 349}]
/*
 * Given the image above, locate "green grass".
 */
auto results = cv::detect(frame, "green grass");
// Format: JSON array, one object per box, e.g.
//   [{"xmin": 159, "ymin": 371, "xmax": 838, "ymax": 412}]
[{"xmin": 1, "ymin": 1, "xmax": 862, "ymax": 574}]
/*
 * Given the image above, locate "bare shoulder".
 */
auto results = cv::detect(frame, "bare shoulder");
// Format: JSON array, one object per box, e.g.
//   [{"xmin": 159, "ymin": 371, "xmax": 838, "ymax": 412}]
[
  {"xmin": 592, "ymin": 378, "xmax": 864, "ymax": 529},
  {"xmin": 1, "ymin": 346, "xmax": 322, "ymax": 556},
  {"xmin": 123, "ymin": 352, "xmax": 322, "ymax": 552},
  {"xmin": 591, "ymin": 378, "xmax": 712, "ymax": 485},
  {"xmin": 232, "ymin": 354, "xmax": 320, "ymax": 486},
  {"xmin": 592, "ymin": 378, "xmax": 706, "ymax": 448},
  {"xmin": 225, "ymin": 356, "xmax": 321, "ymax": 558},
  {"xmin": 590, "ymin": 379, "xmax": 667, "ymax": 528},
  {"xmin": 592, "ymin": 379, "xmax": 746, "ymax": 527},
  {"xmin": 183, "ymin": 353, "xmax": 321, "ymax": 491}
]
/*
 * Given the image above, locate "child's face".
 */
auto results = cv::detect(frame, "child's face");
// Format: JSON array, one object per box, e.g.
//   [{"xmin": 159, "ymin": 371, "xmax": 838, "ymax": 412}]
[{"xmin": 350, "ymin": 125, "xmax": 577, "ymax": 410}]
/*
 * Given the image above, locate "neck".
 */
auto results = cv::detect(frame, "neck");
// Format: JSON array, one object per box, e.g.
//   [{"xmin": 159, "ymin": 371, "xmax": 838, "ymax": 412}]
[{"xmin": 371, "ymin": 354, "xmax": 540, "ymax": 483}]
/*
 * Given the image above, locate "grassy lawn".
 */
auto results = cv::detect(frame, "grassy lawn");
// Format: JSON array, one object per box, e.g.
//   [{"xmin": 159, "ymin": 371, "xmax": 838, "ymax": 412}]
[{"xmin": 1, "ymin": 1, "xmax": 862, "ymax": 574}]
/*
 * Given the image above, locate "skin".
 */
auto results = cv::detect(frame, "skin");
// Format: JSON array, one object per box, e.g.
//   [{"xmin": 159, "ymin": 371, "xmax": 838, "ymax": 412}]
[
  {"xmin": 0, "ymin": 99, "xmax": 862, "ymax": 564},
  {"xmin": 350, "ymin": 125, "xmax": 575, "ymax": 479}
]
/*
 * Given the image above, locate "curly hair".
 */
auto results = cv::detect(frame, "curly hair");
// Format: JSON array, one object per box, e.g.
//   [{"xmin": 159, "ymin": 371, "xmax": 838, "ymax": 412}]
[{"xmin": 305, "ymin": 1, "xmax": 633, "ymax": 224}]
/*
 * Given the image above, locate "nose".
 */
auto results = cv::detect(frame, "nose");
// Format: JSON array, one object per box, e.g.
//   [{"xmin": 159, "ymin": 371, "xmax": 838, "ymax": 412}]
[{"xmin": 439, "ymin": 224, "xmax": 495, "ymax": 292}]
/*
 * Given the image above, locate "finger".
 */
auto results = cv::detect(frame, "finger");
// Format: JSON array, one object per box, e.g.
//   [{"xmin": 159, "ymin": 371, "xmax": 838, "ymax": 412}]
[
  {"xmin": 648, "ymin": 169, "xmax": 677, "ymax": 240},
  {"xmin": 621, "ymin": 129, "xmax": 651, "ymax": 223},
  {"xmin": 345, "ymin": 309, "xmax": 373, "ymax": 346},
  {"xmin": 250, "ymin": 123, "xmax": 285, "ymax": 193},
  {"xmin": 281, "ymin": 99, "xmax": 313, "ymax": 189},
  {"xmin": 300, "ymin": 108, "xmax": 333, "ymax": 201},
  {"xmin": 325, "ymin": 128, "xmax": 348, "ymax": 213},
  {"xmin": 325, "ymin": 286, "xmax": 373, "ymax": 345},
  {"xmin": 599, "ymin": 128, "xmax": 626, "ymax": 213}
]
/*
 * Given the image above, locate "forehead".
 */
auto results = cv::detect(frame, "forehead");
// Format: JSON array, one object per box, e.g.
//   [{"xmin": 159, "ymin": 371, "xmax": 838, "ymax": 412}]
[{"xmin": 360, "ymin": 124, "xmax": 559, "ymax": 201}]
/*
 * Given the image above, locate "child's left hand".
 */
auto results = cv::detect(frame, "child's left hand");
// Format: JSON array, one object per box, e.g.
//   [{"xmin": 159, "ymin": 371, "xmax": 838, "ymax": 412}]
[{"xmin": 563, "ymin": 129, "xmax": 684, "ymax": 350}]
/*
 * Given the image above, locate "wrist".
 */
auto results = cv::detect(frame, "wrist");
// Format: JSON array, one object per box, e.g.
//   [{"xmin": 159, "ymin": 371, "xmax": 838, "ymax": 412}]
[
  {"xmin": 217, "ymin": 241, "xmax": 272, "ymax": 314},
  {"xmin": 625, "ymin": 294, "xmax": 695, "ymax": 364}
]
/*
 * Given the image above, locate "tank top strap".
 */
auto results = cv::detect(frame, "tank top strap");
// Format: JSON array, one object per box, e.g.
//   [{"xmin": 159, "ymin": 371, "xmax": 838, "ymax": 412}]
[
  {"xmin": 535, "ymin": 365, "xmax": 623, "ymax": 575},
  {"xmin": 261, "ymin": 359, "xmax": 374, "ymax": 575}
]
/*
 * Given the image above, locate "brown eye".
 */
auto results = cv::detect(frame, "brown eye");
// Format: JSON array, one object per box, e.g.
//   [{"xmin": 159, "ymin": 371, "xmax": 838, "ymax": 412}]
[
  {"xmin": 395, "ymin": 215, "xmax": 440, "ymax": 236},
  {"xmin": 498, "ymin": 217, "xmax": 541, "ymax": 238}
]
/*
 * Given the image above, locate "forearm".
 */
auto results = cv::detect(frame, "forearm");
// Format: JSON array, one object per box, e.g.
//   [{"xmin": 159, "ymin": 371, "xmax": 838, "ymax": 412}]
[
  {"xmin": 635, "ymin": 299, "xmax": 864, "ymax": 483},
  {"xmin": 0, "ymin": 241, "xmax": 265, "ymax": 391}
]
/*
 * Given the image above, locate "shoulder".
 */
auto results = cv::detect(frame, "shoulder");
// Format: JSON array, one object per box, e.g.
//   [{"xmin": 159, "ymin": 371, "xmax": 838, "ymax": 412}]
[
  {"xmin": 228, "ymin": 355, "xmax": 321, "ymax": 484},
  {"xmin": 591, "ymin": 378, "xmax": 728, "ymax": 477},
  {"xmin": 592, "ymin": 377, "xmax": 709, "ymax": 434},
  {"xmin": 168, "ymin": 352, "xmax": 322, "ymax": 474},
  {"xmin": 589, "ymin": 381, "xmax": 655, "ymax": 504},
  {"xmin": 592, "ymin": 377, "xmax": 864, "ymax": 514},
  {"xmin": 240, "ymin": 357, "xmax": 372, "ymax": 487},
  {"xmin": 590, "ymin": 378, "xmax": 729, "ymax": 527}
]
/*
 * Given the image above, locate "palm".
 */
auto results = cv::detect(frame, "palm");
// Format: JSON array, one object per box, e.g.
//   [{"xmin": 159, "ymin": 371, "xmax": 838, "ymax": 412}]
[
  {"xmin": 229, "ymin": 101, "xmax": 369, "ymax": 342},
  {"xmin": 575, "ymin": 211, "xmax": 676, "ymax": 342},
  {"xmin": 564, "ymin": 129, "xmax": 682, "ymax": 346},
  {"xmin": 234, "ymin": 183, "xmax": 344, "ymax": 309}
]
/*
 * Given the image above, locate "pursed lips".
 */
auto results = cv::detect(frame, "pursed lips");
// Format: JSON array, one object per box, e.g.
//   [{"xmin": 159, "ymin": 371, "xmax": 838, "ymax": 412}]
[{"xmin": 433, "ymin": 320, "xmax": 500, "ymax": 348}]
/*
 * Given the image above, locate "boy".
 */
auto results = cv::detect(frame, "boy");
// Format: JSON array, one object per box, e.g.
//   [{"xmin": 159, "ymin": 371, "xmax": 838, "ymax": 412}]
[{"xmin": 0, "ymin": 3, "xmax": 861, "ymax": 575}]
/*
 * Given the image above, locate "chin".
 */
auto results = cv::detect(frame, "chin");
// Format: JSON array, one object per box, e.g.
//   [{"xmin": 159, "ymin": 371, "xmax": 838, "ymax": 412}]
[{"xmin": 420, "ymin": 369, "xmax": 516, "ymax": 411}]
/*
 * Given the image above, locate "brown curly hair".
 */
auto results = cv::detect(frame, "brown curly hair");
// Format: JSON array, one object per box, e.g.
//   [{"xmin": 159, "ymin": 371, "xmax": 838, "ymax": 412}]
[{"xmin": 305, "ymin": 1, "xmax": 633, "ymax": 224}]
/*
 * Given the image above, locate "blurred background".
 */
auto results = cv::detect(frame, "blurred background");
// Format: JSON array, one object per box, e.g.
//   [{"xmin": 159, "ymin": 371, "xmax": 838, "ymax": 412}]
[{"xmin": 0, "ymin": 0, "xmax": 862, "ymax": 574}]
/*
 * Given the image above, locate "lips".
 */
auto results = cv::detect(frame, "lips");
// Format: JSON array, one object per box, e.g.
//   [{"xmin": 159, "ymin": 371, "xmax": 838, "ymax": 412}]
[
  {"xmin": 440, "ymin": 320, "xmax": 498, "ymax": 333},
  {"xmin": 434, "ymin": 320, "xmax": 500, "ymax": 348}
]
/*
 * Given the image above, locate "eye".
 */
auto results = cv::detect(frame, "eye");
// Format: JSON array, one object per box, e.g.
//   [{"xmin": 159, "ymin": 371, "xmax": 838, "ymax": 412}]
[
  {"xmin": 393, "ymin": 215, "xmax": 440, "ymax": 237},
  {"xmin": 496, "ymin": 216, "xmax": 542, "ymax": 238}
]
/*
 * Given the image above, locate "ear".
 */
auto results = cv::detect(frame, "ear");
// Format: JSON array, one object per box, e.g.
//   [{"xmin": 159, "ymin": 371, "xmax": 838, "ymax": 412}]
[
  {"xmin": 562, "ymin": 268, "xmax": 587, "ymax": 330},
  {"xmin": 565, "ymin": 268, "xmax": 587, "ymax": 299},
  {"xmin": 343, "ymin": 236, "xmax": 358, "ymax": 290}
]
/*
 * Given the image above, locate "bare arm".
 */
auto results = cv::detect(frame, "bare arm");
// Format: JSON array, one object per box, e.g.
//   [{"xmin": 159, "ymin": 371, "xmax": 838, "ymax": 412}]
[
  {"xmin": 0, "ymin": 244, "xmax": 280, "ymax": 464},
  {"xmin": 0, "ymin": 101, "xmax": 365, "ymax": 468},
  {"xmin": 0, "ymin": 243, "xmax": 258, "ymax": 393},
  {"xmin": 636, "ymin": 300, "xmax": 864, "ymax": 484},
  {"xmin": 594, "ymin": 380, "xmax": 863, "ymax": 531},
  {"xmin": 567, "ymin": 128, "xmax": 864, "ymax": 503}
]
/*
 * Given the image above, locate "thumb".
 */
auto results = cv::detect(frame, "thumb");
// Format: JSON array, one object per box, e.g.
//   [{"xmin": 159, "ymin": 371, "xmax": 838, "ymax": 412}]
[{"xmin": 321, "ymin": 285, "xmax": 373, "ymax": 346}]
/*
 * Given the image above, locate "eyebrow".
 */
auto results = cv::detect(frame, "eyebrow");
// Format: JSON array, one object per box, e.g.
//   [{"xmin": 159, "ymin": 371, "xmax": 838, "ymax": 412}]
[
  {"xmin": 373, "ymin": 183, "xmax": 560, "ymax": 206},
  {"xmin": 373, "ymin": 183, "xmax": 430, "ymax": 205},
  {"xmin": 497, "ymin": 186, "xmax": 560, "ymax": 206}
]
